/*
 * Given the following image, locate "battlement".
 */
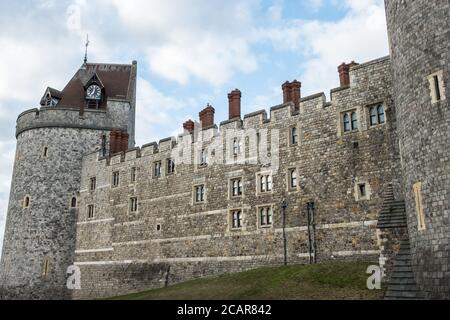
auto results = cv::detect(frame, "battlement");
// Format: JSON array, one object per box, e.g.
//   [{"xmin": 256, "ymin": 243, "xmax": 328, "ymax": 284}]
[
  {"xmin": 15, "ymin": 99, "xmax": 131, "ymax": 138},
  {"xmin": 83, "ymin": 55, "xmax": 392, "ymax": 169}
]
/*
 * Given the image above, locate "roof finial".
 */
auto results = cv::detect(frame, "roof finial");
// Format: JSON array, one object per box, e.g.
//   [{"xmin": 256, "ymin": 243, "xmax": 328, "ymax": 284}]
[{"xmin": 84, "ymin": 34, "xmax": 89, "ymax": 64}]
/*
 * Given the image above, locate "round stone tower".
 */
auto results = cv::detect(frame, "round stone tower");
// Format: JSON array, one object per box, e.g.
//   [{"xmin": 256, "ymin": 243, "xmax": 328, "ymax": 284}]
[
  {"xmin": 385, "ymin": 1, "xmax": 450, "ymax": 298},
  {"xmin": 0, "ymin": 62, "xmax": 137, "ymax": 299}
]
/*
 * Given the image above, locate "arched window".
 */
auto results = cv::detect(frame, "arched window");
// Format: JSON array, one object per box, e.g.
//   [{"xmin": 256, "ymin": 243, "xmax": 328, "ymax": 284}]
[
  {"xmin": 71, "ymin": 197, "xmax": 77, "ymax": 208},
  {"xmin": 290, "ymin": 169, "xmax": 297, "ymax": 189},
  {"xmin": 291, "ymin": 127, "xmax": 298, "ymax": 145},
  {"xmin": 351, "ymin": 111, "xmax": 358, "ymax": 130},
  {"xmin": 343, "ymin": 113, "xmax": 350, "ymax": 132},
  {"xmin": 377, "ymin": 105, "xmax": 385, "ymax": 124},
  {"xmin": 369, "ymin": 106, "xmax": 378, "ymax": 125},
  {"xmin": 42, "ymin": 146, "xmax": 48, "ymax": 158}
]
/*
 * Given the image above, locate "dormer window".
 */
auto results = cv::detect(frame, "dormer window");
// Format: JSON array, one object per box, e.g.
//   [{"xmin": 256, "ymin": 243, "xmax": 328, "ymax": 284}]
[{"xmin": 40, "ymin": 87, "xmax": 61, "ymax": 107}]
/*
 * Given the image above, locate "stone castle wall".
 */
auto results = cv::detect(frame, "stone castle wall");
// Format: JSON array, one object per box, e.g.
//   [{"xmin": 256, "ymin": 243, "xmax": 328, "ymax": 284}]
[
  {"xmin": 0, "ymin": 101, "xmax": 133, "ymax": 299},
  {"xmin": 73, "ymin": 57, "xmax": 398, "ymax": 299},
  {"xmin": 385, "ymin": 0, "xmax": 450, "ymax": 298}
]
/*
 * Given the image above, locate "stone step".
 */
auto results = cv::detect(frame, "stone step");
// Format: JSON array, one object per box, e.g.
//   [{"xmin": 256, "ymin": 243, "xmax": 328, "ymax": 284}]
[
  {"xmin": 390, "ymin": 272, "xmax": 415, "ymax": 279},
  {"xmin": 388, "ymin": 277, "xmax": 418, "ymax": 285},
  {"xmin": 384, "ymin": 290, "xmax": 425, "ymax": 299},
  {"xmin": 378, "ymin": 223, "xmax": 408, "ymax": 228},
  {"xmin": 386, "ymin": 284, "xmax": 421, "ymax": 292},
  {"xmin": 378, "ymin": 218, "xmax": 407, "ymax": 222},
  {"xmin": 391, "ymin": 266, "xmax": 414, "ymax": 273},
  {"xmin": 395, "ymin": 254, "xmax": 413, "ymax": 261}
]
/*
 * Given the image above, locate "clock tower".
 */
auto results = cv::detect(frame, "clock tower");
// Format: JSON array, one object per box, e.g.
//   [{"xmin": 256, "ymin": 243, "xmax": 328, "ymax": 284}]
[{"xmin": 0, "ymin": 61, "xmax": 137, "ymax": 299}]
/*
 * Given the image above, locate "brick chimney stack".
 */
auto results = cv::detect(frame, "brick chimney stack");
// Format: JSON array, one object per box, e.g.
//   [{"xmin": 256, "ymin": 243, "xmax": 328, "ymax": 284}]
[
  {"xmin": 183, "ymin": 119, "xmax": 195, "ymax": 133},
  {"xmin": 282, "ymin": 81, "xmax": 292, "ymax": 104},
  {"xmin": 109, "ymin": 130, "xmax": 129, "ymax": 154},
  {"xmin": 338, "ymin": 61, "xmax": 358, "ymax": 87},
  {"xmin": 228, "ymin": 89, "xmax": 241, "ymax": 120},
  {"xmin": 290, "ymin": 80, "xmax": 301, "ymax": 106},
  {"xmin": 282, "ymin": 80, "xmax": 301, "ymax": 105},
  {"xmin": 199, "ymin": 104, "xmax": 215, "ymax": 129}
]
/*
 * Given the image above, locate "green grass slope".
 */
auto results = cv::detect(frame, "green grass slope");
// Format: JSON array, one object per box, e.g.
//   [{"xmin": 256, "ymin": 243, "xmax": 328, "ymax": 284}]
[{"xmin": 107, "ymin": 261, "xmax": 385, "ymax": 300}]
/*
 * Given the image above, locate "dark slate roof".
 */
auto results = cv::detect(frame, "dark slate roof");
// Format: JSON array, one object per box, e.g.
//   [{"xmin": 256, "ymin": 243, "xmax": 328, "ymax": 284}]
[
  {"xmin": 56, "ymin": 62, "xmax": 135, "ymax": 110},
  {"xmin": 40, "ymin": 87, "xmax": 63, "ymax": 105}
]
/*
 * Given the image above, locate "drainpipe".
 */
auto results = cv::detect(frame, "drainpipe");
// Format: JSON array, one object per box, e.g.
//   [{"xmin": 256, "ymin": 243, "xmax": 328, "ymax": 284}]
[
  {"xmin": 306, "ymin": 202, "xmax": 316, "ymax": 264},
  {"xmin": 281, "ymin": 198, "xmax": 288, "ymax": 266}
]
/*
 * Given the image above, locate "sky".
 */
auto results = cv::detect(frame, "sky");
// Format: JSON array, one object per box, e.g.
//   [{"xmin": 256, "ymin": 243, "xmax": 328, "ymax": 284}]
[{"xmin": 0, "ymin": 0, "xmax": 389, "ymax": 255}]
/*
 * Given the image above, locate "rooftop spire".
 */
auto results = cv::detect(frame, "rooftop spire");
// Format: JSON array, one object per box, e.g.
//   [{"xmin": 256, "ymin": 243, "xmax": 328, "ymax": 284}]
[{"xmin": 83, "ymin": 34, "xmax": 89, "ymax": 64}]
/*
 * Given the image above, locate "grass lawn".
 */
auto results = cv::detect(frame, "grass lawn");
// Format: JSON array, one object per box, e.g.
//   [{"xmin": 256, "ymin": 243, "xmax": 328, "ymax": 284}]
[{"xmin": 107, "ymin": 261, "xmax": 385, "ymax": 300}]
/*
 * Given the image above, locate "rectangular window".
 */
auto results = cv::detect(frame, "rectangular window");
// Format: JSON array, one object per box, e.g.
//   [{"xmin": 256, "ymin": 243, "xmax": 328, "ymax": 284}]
[
  {"xmin": 42, "ymin": 258, "xmax": 50, "ymax": 277},
  {"xmin": 154, "ymin": 161, "xmax": 162, "ymax": 177},
  {"xmin": 194, "ymin": 185, "xmax": 205, "ymax": 203},
  {"xmin": 428, "ymin": 71, "xmax": 445, "ymax": 104},
  {"xmin": 289, "ymin": 168, "xmax": 297, "ymax": 190},
  {"xmin": 200, "ymin": 149, "xmax": 207, "ymax": 166},
  {"xmin": 291, "ymin": 127, "xmax": 298, "ymax": 145},
  {"xmin": 258, "ymin": 174, "xmax": 272, "ymax": 193},
  {"xmin": 231, "ymin": 210, "xmax": 242, "ymax": 229},
  {"xmin": 129, "ymin": 197, "xmax": 138, "ymax": 213},
  {"xmin": 343, "ymin": 111, "xmax": 358, "ymax": 132},
  {"xmin": 130, "ymin": 167, "xmax": 136, "ymax": 183},
  {"xmin": 413, "ymin": 182, "xmax": 426, "ymax": 231},
  {"xmin": 112, "ymin": 171, "xmax": 120, "ymax": 187},
  {"xmin": 87, "ymin": 204, "xmax": 95, "ymax": 219},
  {"xmin": 433, "ymin": 75, "xmax": 441, "ymax": 101},
  {"xmin": 259, "ymin": 207, "xmax": 273, "ymax": 227},
  {"xmin": 358, "ymin": 183, "xmax": 366, "ymax": 198},
  {"xmin": 230, "ymin": 178, "xmax": 243, "ymax": 197},
  {"xmin": 369, "ymin": 104, "xmax": 385, "ymax": 126},
  {"xmin": 167, "ymin": 159, "xmax": 175, "ymax": 174},
  {"xmin": 233, "ymin": 138, "xmax": 240, "ymax": 156},
  {"xmin": 90, "ymin": 177, "xmax": 96, "ymax": 191}
]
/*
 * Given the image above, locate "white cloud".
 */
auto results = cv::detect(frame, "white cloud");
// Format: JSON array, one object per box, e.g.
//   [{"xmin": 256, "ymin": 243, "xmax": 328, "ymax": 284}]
[
  {"xmin": 135, "ymin": 78, "xmax": 199, "ymax": 145},
  {"xmin": 109, "ymin": 0, "xmax": 259, "ymax": 86},
  {"xmin": 254, "ymin": 0, "xmax": 388, "ymax": 97}
]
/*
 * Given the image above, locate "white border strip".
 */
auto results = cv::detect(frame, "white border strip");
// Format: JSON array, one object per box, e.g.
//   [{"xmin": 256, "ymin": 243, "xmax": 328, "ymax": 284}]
[
  {"xmin": 75, "ymin": 247, "xmax": 114, "ymax": 254},
  {"xmin": 77, "ymin": 218, "xmax": 114, "ymax": 225}
]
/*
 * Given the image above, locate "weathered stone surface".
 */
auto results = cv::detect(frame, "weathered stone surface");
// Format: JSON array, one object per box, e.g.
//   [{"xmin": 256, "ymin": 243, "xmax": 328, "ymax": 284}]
[{"xmin": 385, "ymin": 0, "xmax": 450, "ymax": 299}]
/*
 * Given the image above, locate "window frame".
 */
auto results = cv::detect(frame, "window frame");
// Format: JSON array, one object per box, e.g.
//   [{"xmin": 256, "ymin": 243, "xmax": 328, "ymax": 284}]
[
  {"xmin": 368, "ymin": 103, "xmax": 386, "ymax": 127},
  {"xmin": 90, "ymin": 177, "xmax": 97, "ymax": 191},
  {"xmin": 112, "ymin": 171, "xmax": 120, "ymax": 187},
  {"xmin": 288, "ymin": 168, "xmax": 298, "ymax": 191},
  {"xmin": 130, "ymin": 167, "xmax": 137, "ymax": 183},
  {"xmin": 153, "ymin": 161, "xmax": 162, "ymax": 177},
  {"xmin": 290, "ymin": 126, "xmax": 299, "ymax": 145},
  {"xmin": 23, "ymin": 195, "xmax": 31, "ymax": 209},
  {"xmin": 229, "ymin": 209, "xmax": 243, "ymax": 230},
  {"xmin": 230, "ymin": 177, "xmax": 243, "ymax": 198},
  {"xmin": 129, "ymin": 196, "xmax": 138, "ymax": 214},
  {"xmin": 256, "ymin": 172, "xmax": 273, "ymax": 195},
  {"xmin": 257, "ymin": 205, "xmax": 274, "ymax": 229},
  {"xmin": 193, "ymin": 184, "xmax": 206, "ymax": 204},
  {"xmin": 342, "ymin": 110, "xmax": 358, "ymax": 133},
  {"xmin": 87, "ymin": 204, "xmax": 95, "ymax": 219},
  {"xmin": 167, "ymin": 158, "xmax": 175, "ymax": 175}
]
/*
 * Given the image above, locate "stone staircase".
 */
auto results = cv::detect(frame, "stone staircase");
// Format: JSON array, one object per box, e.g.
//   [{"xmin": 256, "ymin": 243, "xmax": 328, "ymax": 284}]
[
  {"xmin": 377, "ymin": 184, "xmax": 407, "ymax": 229},
  {"xmin": 377, "ymin": 184, "xmax": 425, "ymax": 300},
  {"xmin": 384, "ymin": 239, "xmax": 425, "ymax": 300}
]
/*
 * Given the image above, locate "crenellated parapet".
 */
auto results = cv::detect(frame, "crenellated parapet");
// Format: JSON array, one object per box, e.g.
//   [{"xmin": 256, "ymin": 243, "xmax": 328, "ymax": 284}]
[{"xmin": 15, "ymin": 99, "xmax": 131, "ymax": 138}]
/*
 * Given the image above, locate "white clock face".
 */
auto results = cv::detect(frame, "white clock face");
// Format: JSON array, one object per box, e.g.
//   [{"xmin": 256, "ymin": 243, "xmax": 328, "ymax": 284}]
[{"xmin": 86, "ymin": 85, "xmax": 101, "ymax": 100}]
